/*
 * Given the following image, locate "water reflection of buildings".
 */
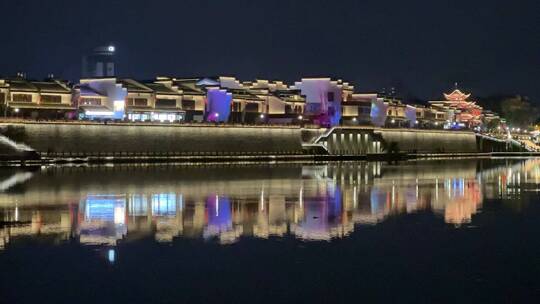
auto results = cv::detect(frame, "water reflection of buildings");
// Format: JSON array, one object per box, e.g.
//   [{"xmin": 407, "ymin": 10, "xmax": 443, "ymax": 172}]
[
  {"xmin": 1, "ymin": 159, "xmax": 540, "ymax": 252},
  {"xmin": 80, "ymin": 194, "xmax": 127, "ymax": 245}
]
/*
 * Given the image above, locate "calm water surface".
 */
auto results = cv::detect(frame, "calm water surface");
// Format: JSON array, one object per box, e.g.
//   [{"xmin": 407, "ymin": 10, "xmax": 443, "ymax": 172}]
[{"xmin": 1, "ymin": 159, "xmax": 540, "ymax": 303}]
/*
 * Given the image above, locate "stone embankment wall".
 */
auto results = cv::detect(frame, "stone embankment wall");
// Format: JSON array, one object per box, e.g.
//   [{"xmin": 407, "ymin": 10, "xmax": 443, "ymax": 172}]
[
  {"xmin": 0, "ymin": 122, "xmax": 521, "ymax": 158},
  {"xmin": 0, "ymin": 123, "xmax": 303, "ymax": 155},
  {"xmin": 379, "ymin": 129, "xmax": 478, "ymax": 153}
]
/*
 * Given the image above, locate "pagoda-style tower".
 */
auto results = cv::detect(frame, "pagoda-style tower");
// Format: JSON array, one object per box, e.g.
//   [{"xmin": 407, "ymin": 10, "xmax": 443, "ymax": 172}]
[
  {"xmin": 429, "ymin": 86, "xmax": 483, "ymax": 128},
  {"xmin": 443, "ymin": 89, "xmax": 471, "ymax": 101}
]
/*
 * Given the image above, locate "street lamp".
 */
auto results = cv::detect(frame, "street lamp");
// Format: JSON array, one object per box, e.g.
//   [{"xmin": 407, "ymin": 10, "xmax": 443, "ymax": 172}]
[{"xmin": 298, "ymin": 115, "xmax": 303, "ymax": 120}]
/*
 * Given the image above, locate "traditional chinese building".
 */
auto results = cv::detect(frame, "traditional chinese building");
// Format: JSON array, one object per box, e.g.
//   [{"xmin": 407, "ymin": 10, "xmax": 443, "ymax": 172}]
[{"xmin": 429, "ymin": 87, "xmax": 483, "ymax": 129}]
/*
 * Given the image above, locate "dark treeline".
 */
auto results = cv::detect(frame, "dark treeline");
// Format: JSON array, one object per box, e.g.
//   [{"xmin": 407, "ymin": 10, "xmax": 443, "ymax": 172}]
[{"xmin": 477, "ymin": 95, "xmax": 539, "ymax": 127}]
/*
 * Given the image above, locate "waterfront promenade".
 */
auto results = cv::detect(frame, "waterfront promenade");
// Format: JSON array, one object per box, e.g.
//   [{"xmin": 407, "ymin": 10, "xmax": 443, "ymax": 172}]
[{"xmin": 0, "ymin": 119, "xmax": 533, "ymax": 164}]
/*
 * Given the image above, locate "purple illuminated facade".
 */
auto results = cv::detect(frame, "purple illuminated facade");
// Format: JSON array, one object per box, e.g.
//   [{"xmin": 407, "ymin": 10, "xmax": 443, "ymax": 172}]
[
  {"xmin": 293, "ymin": 78, "xmax": 352, "ymax": 127},
  {"xmin": 206, "ymin": 88, "xmax": 232, "ymax": 122},
  {"xmin": 206, "ymin": 195, "xmax": 232, "ymax": 228}
]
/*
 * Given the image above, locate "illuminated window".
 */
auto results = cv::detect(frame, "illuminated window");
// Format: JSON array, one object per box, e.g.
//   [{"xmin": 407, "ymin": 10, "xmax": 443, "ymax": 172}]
[
  {"xmin": 127, "ymin": 98, "xmax": 148, "ymax": 106},
  {"xmin": 232, "ymin": 101, "xmax": 241, "ymax": 112},
  {"xmin": 156, "ymin": 99, "xmax": 177, "ymax": 108},
  {"xmin": 182, "ymin": 100, "xmax": 195, "ymax": 110},
  {"xmin": 244, "ymin": 103, "xmax": 259, "ymax": 113},
  {"xmin": 12, "ymin": 94, "xmax": 32, "ymax": 103},
  {"xmin": 41, "ymin": 95, "xmax": 61, "ymax": 103}
]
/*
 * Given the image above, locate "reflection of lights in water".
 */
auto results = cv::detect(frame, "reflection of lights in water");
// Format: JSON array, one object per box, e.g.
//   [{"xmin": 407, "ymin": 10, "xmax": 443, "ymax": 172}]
[
  {"xmin": 415, "ymin": 178, "xmax": 419, "ymax": 199},
  {"xmin": 215, "ymin": 195, "xmax": 219, "ymax": 217},
  {"xmin": 299, "ymin": 186, "xmax": 303, "ymax": 208},
  {"xmin": 353, "ymin": 186, "xmax": 357, "ymax": 208},
  {"xmin": 152, "ymin": 194, "xmax": 177, "ymax": 216},
  {"xmin": 0, "ymin": 172, "xmax": 34, "ymax": 191},
  {"xmin": 435, "ymin": 179, "xmax": 439, "ymax": 201},
  {"xmin": 108, "ymin": 249, "xmax": 115, "ymax": 264},
  {"xmin": 80, "ymin": 194, "xmax": 127, "ymax": 246},
  {"xmin": 6, "ymin": 159, "xmax": 540, "ymax": 249},
  {"xmin": 260, "ymin": 187, "xmax": 265, "ymax": 212},
  {"xmin": 365, "ymin": 171, "xmax": 368, "ymax": 185},
  {"xmin": 391, "ymin": 180, "xmax": 395, "ymax": 205},
  {"xmin": 114, "ymin": 206, "xmax": 124, "ymax": 225}
]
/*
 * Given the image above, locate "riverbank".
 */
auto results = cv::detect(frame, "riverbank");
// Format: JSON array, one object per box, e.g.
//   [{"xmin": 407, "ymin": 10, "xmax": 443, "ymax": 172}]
[
  {"xmin": 2, "ymin": 151, "xmax": 540, "ymax": 167},
  {"xmin": 0, "ymin": 122, "xmax": 528, "ymax": 165}
]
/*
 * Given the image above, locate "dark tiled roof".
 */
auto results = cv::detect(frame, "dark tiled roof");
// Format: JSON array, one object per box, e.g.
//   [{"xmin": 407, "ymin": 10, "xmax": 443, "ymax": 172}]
[
  {"xmin": 174, "ymin": 81, "xmax": 206, "ymax": 95},
  {"xmin": 229, "ymin": 89, "xmax": 264, "ymax": 101},
  {"xmin": 32, "ymin": 81, "xmax": 71, "ymax": 93},
  {"xmin": 144, "ymin": 83, "xmax": 180, "ymax": 95},
  {"xmin": 272, "ymin": 90, "xmax": 306, "ymax": 102},
  {"xmin": 7, "ymin": 79, "xmax": 38, "ymax": 92},
  {"xmin": 5, "ymin": 78, "xmax": 71, "ymax": 93},
  {"xmin": 120, "ymin": 79, "xmax": 153, "ymax": 93}
]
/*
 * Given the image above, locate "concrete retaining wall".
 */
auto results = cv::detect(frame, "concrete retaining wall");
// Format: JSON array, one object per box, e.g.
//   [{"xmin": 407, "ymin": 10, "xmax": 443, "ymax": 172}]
[
  {"xmin": 379, "ymin": 129, "xmax": 478, "ymax": 153},
  {"xmin": 0, "ymin": 123, "xmax": 517, "ymax": 157},
  {"xmin": 0, "ymin": 123, "xmax": 303, "ymax": 155}
]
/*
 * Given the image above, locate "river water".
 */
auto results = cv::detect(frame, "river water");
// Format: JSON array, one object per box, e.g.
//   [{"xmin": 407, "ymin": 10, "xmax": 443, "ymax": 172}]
[{"xmin": 1, "ymin": 159, "xmax": 539, "ymax": 303}]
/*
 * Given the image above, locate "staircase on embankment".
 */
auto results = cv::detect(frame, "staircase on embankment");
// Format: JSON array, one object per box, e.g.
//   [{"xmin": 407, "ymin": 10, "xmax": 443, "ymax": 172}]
[{"xmin": 303, "ymin": 127, "xmax": 529, "ymax": 156}]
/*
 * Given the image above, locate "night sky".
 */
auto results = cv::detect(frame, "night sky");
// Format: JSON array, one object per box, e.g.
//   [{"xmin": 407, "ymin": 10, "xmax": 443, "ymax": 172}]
[{"xmin": 0, "ymin": 0, "xmax": 538, "ymax": 101}]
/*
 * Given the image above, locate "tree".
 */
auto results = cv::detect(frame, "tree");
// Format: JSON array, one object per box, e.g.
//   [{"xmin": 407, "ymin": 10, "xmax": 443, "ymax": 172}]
[
  {"xmin": 499, "ymin": 95, "xmax": 538, "ymax": 127},
  {"xmin": 485, "ymin": 118, "xmax": 501, "ymax": 131}
]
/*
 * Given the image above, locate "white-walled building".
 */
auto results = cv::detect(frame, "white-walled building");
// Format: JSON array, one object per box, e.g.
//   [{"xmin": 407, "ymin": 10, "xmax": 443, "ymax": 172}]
[
  {"xmin": 77, "ymin": 78, "xmax": 127, "ymax": 120},
  {"xmin": 292, "ymin": 78, "xmax": 353, "ymax": 126},
  {"xmin": 0, "ymin": 76, "xmax": 74, "ymax": 119}
]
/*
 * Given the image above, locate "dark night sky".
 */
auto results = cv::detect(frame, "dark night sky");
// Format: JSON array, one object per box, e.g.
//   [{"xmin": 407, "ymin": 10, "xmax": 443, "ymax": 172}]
[{"xmin": 0, "ymin": 0, "xmax": 538, "ymax": 101}]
